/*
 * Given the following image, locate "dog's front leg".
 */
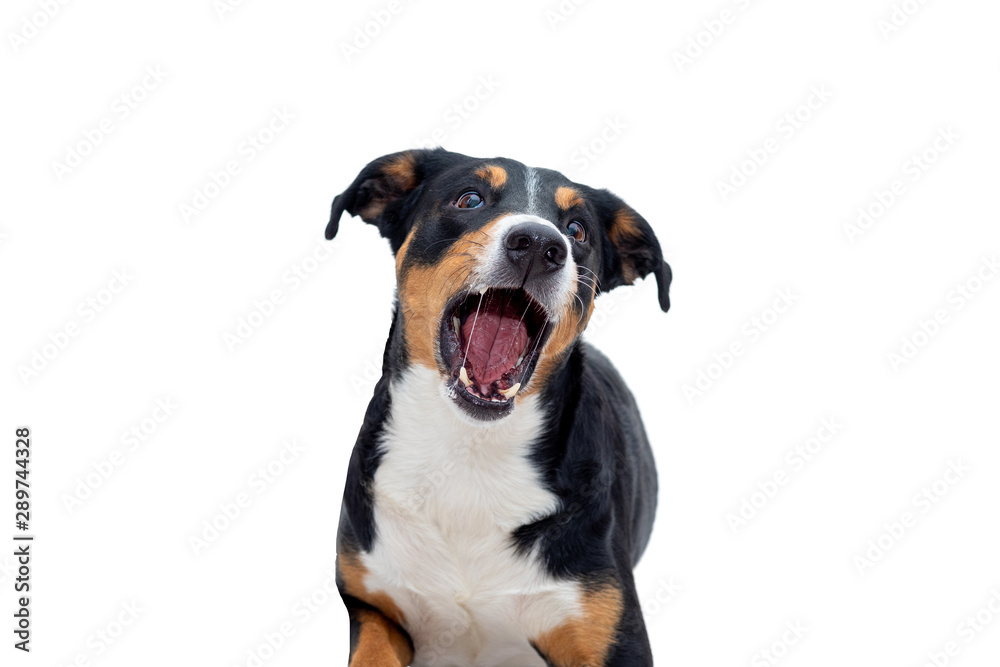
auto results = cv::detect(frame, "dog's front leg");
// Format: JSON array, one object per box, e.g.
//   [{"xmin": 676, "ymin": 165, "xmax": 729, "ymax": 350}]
[
  {"xmin": 346, "ymin": 603, "xmax": 413, "ymax": 667},
  {"xmin": 531, "ymin": 579, "xmax": 653, "ymax": 667}
]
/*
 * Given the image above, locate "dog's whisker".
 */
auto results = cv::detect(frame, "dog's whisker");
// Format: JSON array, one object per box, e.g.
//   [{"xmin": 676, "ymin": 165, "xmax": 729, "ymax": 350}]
[
  {"xmin": 573, "ymin": 293, "xmax": 587, "ymax": 325},
  {"xmin": 456, "ymin": 291, "xmax": 485, "ymax": 385},
  {"xmin": 576, "ymin": 266, "xmax": 602, "ymax": 290}
]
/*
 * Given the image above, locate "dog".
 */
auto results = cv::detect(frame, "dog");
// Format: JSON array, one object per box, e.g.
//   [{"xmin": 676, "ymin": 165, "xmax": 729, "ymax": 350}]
[{"xmin": 327, "ymin": 148, "xmax": 672, "ymax": 667}]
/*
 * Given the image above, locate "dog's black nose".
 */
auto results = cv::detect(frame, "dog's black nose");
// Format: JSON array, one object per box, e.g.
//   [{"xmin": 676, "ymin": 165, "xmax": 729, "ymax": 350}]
[{"xmin": 504, "ymin": 222, "xmax": 567, "ymax": 275}]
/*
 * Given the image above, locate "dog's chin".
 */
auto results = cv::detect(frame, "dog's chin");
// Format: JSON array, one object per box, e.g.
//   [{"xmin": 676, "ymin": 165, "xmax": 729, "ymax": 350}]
[{"xmin": 437, "ymin": 287, "xmax": 551, "ymax": 423}]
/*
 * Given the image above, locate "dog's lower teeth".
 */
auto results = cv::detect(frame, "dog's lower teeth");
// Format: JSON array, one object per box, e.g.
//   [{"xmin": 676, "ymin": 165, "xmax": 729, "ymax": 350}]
[
  {"xmin": 459, "ymin": 366, "xmax": 472, "ymax": 387},
  {"xmin": 517, "ymin": 355, "xmax": 524, "ymax": 366},
  {"xmin": 500, "ymin": 383, "xmax": 521, "ymax": 399},
  {"xmin": 453, "ymin": 315, "xmax": 461, "ymax": 332}
]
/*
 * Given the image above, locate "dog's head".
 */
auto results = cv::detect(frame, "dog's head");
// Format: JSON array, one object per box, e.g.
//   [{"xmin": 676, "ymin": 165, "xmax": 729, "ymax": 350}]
[{"xmin": 327, "ymin": 148, "xmax": 671, "ymax": 422}]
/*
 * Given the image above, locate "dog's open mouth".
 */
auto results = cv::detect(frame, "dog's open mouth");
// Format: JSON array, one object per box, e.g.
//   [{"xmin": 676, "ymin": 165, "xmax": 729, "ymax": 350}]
[{"xmin": 440, "ymin": 287, "xmax": 551, "ymax": 414}]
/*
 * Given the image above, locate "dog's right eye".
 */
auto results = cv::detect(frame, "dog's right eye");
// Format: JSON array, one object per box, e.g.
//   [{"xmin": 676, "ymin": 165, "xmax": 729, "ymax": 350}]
[{"xmin": 454, "ymin": 191, "xmax": 484, "ymax": 209}]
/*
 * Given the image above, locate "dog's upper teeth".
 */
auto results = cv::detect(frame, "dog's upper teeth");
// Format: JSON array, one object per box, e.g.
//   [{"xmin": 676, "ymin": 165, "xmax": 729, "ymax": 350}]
[
  {"xmin": 517, "ymin": 354, "xmax": 524, "ymax": 366},
  {"xmin": 500, "ymin": 383, "xmax": 521, "ymax": 399},
  {"xmin": 459, "ymin": 366, "xmax": 472, "ymax": 387},
  {"xmin": 479, "ymin": 286, "xmax": 488, "ymax": 295},
  {"xmin": 453, "ymin": 315, "xmax": 461, "ymax": 332}
]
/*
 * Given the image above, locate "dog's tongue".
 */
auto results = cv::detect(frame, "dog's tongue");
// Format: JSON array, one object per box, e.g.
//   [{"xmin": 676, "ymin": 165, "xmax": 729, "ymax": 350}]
[{"xmin": 461, "ymin": 295, "xmax": 528, "ymax": 393}]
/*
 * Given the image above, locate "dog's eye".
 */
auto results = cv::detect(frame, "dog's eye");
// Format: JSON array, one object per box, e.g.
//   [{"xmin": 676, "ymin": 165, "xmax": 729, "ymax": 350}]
[
  {"xmin": 454, "ymin": 191, "xmax": 484, "ymax": 209},
  {"xmin": 567, "ymin": 221, "xmax": 587, "ymax": 243}
]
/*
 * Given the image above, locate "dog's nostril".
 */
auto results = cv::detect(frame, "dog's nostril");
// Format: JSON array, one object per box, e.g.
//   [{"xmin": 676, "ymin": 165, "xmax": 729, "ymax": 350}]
[
  {"xmin": 507, "ymin": 235, "xmax": 531, "ymax": 252},
  {"xmin": 544, "ymin": 244, "xmax": 566, "ymax": 266}
]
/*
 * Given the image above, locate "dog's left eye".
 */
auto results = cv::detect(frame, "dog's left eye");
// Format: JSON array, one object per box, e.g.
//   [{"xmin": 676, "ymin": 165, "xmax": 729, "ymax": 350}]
[
  {"xmin": 567, "ymin": 221, "xmax": 587, "ymax": 243},
  {"xmin": 454, "ymin": 191, "xmax": 484, "ymax": 209}
]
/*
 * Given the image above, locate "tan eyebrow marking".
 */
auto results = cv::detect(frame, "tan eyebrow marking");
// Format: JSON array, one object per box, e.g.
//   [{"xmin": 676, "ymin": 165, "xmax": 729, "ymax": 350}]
[
  {"xmin": 475, "ymin": 165, "xmax": 508, "ymax": 190},
  {"xmin": 555, "ymin": 186, "xmax": 584, "ymax": 211}
]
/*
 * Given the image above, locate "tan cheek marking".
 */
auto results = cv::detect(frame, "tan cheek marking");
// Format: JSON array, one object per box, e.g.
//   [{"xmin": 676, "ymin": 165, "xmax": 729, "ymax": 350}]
[
  {"xmin": 521, "ymin": 283, "xmax": 596, "ymax": 399},
  {"xmin": 397, "ymin": 217, "xmax": 507, "ymax": 370},
  {"xmin": 532, "ymin": 583, "xmax": 624, "ymax": 666},
  {"xmin": 395, "ymin": 226, "xmax": 415, "ymax": 276},
  {"xmin": 475, "ymin": 165, "xmax": 508, "ymax": 190},
  {"xmin": 338, "ymin": 551, "xmax": 406, "ymax": 626},
  {"xmin": 350, "ymin": 609, "xmax": 413, "ymax": 667},
  {"xmin": 555, "ymin": 186, "xmax": 584, "ymax": 211}
]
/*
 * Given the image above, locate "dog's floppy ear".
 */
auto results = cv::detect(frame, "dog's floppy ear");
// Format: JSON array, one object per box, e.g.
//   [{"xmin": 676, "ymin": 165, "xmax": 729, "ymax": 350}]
[
  {"xmin": 592, "ymin": 189, "xmax": 673, "ymax": 313},
  {"xmin": 326, "ymin": 148, "xmax": 439, "ymax": 252}
]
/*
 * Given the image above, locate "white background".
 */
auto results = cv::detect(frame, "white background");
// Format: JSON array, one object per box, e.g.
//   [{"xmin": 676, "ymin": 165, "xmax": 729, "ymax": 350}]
[{"xmin": 2, "ymin": 0, "xmax": 999, "ymax": 665}]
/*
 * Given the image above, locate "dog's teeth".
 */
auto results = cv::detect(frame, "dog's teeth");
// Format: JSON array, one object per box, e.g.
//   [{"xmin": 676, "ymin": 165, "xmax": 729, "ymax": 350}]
[
  {"xmin": 500, "ymin": 383, "xmax": 521, "ymax": 399},
  {"xmin": 517, "ymin": 354, "xmax": 524, "ymax": 366},
  {"xmin": 459, "ymin": 366, "xmax": 472, "ymax": 387},
  {"xmin": 479, "ymin": 287, "xmax": 488, "ymax": 295},
  {"xmin": 453, "ymin": 315, "xmax": 461, "ymax": 332}
]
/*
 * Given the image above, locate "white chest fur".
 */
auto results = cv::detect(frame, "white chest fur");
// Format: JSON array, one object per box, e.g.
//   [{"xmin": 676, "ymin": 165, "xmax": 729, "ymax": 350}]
[{"xmin": 361, "ymin": 367, "xmax": 580, "ymax": 667}]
